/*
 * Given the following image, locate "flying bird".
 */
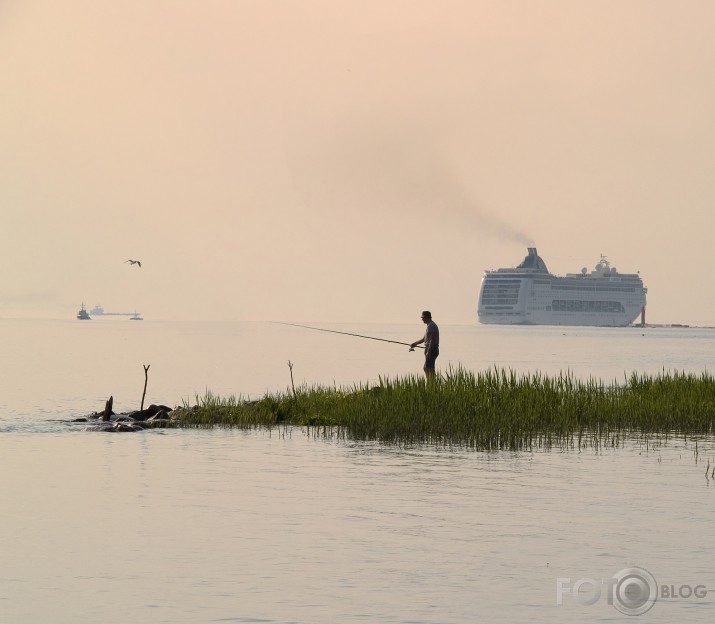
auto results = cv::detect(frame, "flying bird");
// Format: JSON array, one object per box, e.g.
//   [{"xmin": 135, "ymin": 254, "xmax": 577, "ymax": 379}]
[{"xmin": 125, "ymin": 259, "xmax": 142, "ymax": 267}]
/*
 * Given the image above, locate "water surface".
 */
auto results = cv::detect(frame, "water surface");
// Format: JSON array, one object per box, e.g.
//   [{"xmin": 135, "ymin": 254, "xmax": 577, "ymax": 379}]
[{"xmin": 1, "ymin": 319, "xmax": 714, "ymax": 622}]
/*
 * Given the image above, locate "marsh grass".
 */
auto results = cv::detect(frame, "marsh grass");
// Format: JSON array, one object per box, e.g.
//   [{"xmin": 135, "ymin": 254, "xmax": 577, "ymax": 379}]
[{"xmin": 174, "ymin": 367, "xmax": 715, "ymax": 449}]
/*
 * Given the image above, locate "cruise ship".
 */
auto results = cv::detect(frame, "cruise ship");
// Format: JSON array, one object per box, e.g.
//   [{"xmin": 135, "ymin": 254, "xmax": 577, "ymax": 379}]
[{"xmin": 477, "ymin": 248, "xmax": 647, "ymax": 327}]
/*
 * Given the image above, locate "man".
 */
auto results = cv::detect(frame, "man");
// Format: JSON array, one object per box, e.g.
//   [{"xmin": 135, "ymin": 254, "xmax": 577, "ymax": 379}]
[{"xmin": 410, "ymin": 311, "xmax": 439, "ymax": 378}]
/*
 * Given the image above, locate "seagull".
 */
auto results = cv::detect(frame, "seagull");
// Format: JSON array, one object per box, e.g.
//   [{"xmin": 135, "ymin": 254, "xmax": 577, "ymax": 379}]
[{"xmin": 125, "ymin": 259, "xmax": 142, "ymax": 267}]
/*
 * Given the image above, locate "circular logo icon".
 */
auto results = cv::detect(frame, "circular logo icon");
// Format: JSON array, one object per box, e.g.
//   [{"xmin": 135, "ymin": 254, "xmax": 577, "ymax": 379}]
[{"xmin": 612, "ymin": 567, "xmax": 658, "ymax": 615}]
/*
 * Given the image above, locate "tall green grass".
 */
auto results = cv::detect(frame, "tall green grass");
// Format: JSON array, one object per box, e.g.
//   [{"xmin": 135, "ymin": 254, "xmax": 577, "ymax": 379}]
[{"xmin": 172, "ymin": 366, "xmax": 715, "ymax": 449}]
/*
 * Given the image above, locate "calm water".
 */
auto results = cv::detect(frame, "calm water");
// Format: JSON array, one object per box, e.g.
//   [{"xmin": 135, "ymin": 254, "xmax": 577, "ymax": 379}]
[{"xmin": 1, "ymin": 319, "xmax": 714, "ymax": 623}]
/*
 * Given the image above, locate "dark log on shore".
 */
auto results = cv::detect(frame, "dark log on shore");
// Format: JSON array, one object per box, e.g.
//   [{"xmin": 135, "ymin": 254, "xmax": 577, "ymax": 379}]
[
  {"xmin": 125, "ymin": 404, "xmax": 172, "ymax": 421},
  {"xmin": 101, "ymin": 396, "xmax": 114, "ymax": 421}
]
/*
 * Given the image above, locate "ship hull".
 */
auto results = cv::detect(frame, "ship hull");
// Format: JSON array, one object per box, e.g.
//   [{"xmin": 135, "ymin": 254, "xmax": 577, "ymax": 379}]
[{"xmin": 477, "ymin": 311, "xmax": 638, "ymax": 327}]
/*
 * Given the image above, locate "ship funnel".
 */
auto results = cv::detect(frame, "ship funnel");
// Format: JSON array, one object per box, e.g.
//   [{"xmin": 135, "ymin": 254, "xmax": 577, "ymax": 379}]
[{"xmin": 517, "ymin": 247, "xmax": 548, "ymax": 273}]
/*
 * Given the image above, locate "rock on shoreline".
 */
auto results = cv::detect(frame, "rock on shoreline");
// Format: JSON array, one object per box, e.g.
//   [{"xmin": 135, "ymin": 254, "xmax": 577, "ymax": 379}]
[{"xmin": 74, "ymin": 403, "xmax": 177, "ymax": 432}]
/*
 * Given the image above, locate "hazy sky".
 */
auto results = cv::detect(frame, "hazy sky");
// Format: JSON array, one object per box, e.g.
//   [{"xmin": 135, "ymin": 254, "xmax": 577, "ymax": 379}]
[{"xmin": 2, "ymin": 1, "xmax": 714, "ymax": 324}]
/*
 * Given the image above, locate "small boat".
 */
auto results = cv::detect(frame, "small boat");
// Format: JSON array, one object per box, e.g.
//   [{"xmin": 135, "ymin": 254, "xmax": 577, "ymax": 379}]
[
  {"xmin": 130, "ymin": 311, "xmax": 143, "ymax": 321},
  {"xmin": 77, "ymin": 303, "xmax": 91, "ymax": 320}
]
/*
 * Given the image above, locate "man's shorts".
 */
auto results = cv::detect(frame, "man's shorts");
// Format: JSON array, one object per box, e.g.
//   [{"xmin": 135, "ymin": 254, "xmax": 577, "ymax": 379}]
[{"xmin": 424, "ymin": 348, "xmax": 439, "ymax": 370}]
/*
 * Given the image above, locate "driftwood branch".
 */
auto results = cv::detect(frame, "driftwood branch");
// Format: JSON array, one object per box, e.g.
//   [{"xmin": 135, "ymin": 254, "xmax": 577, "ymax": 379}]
[
  {"xmin": 287, "ymin": 360, "xmax": 297, "ymax": 401},
  {"xmin": 141, "ymin": 365, "xmax": 150, "ymax": 411}
]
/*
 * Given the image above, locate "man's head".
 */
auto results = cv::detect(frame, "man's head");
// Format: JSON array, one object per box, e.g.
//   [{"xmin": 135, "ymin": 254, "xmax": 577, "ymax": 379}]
[{"xmin": 421, "ymin": 311, "xmax": 432, "ymax": 323}]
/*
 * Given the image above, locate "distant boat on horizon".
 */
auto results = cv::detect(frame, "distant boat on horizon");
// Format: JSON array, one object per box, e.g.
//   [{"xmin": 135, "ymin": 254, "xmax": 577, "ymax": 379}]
[
  {"xmin": 77, "ymin": 303, "xmax": 91, "ymax": 320},
  {"xmin": 88, "ymin": 304, "xmax": 140, "ymax": 318},
  {"xmin": 130, "ymin": 311, "xmax": 143, "ymax": 321}
]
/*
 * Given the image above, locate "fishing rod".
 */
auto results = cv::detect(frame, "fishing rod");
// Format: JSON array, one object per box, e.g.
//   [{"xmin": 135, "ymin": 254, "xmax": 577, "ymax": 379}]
[{"xmin": 275, "ymin": 322, "xmax": 424, "ymax": 350}]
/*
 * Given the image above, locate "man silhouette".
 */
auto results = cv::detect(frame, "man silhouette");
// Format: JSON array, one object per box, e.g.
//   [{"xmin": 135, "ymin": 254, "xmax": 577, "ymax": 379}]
[{"xmin": 410, "ymin": 311, "xmax": 439, "ymax": 378}]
